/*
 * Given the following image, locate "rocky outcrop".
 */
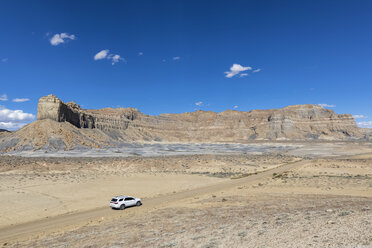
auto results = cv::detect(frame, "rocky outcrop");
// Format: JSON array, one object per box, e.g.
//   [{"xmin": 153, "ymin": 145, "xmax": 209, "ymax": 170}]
[
  {"xmin": 361, "ymin": 128, "xmax": 372, "ymax": 140},
  {"xmin": 36, "ymin": 95, "xmax": 364, "ymax": 141},
  {"xmin": 0, "ymin": 129, "xmax": 10, "ymax": 134},
  {"xmin": 37, "ymin": 95, "xmax": 95, "ymax": 128}
]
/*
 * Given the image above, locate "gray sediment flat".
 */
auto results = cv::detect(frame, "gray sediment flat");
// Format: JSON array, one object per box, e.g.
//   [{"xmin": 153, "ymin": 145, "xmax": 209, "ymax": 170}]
[{"xmin": 3, "ymin": 142, "xmax": 372, "ymax": 158}]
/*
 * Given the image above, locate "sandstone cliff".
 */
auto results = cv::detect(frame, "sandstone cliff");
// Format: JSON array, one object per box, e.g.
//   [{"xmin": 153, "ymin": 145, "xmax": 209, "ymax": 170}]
[{"xmin": 35, "ymin": 94, "xmax": 363, "ymax": 142}]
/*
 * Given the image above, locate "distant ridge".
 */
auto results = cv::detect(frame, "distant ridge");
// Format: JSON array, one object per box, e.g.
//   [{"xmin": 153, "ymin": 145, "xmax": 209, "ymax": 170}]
[{"xmin": 0, "ymin": 94, "xmax": 367, "ymax": 152}]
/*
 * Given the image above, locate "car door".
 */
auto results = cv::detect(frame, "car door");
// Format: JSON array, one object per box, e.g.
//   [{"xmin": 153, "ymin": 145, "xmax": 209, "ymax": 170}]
[{"xmin": 125, "ymin": 197, "xmax": 135, "ymax": 206}]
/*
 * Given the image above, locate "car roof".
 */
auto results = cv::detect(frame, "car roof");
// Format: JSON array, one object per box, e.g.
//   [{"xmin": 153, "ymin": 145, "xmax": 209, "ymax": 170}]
[{"xmin": 114, "ymin": 196, "xmax": 132, "ymax": 198}]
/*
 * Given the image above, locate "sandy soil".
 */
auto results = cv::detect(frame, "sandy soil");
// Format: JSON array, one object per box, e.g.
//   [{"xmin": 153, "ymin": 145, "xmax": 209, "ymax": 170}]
[
  {"xmin": 0, "ymin": 173, "xmax": 224, "ymax": 228},
  {"xmin": 244, "ymin": 157, "xmax": 372, "ymax": 198},
  {"xmin": 0, "ymin": 147, "xmax": 371, "ymax": 247},
  {"xmin": 14, "ymin": 195, "xmax": 370, "ymax": 248},
  {"xmin": 0, "ymin": 154, "xmax": 296, "ymax": 228}
]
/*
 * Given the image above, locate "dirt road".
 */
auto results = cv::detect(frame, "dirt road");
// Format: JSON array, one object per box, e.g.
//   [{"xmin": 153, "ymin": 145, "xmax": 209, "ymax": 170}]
[{"xmin": 0, "ymin": 159, "xmax": 309, "ymax": 243}]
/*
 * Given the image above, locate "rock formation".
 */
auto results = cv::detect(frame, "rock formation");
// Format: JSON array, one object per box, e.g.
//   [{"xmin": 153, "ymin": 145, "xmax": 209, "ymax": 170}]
[
  {"xmin": 0, "ymin": 129, "xmax": 10, "ymax": 134},
  {"xmin": 35, "ymin": 94, "xmax": 363, "ymax": 142},
  {"xmin": 361, "ymin": 128, "xmax": 372, "ymax": 140},
  {"xmin": 37, "ymin": 95, "xmax": 95, "ymax": 128}
]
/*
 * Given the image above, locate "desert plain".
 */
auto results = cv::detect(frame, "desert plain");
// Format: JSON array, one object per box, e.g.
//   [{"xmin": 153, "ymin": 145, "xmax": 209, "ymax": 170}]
[{"xmin": 0, "ymin": 142, "xmax": 371, "ymax": 248}]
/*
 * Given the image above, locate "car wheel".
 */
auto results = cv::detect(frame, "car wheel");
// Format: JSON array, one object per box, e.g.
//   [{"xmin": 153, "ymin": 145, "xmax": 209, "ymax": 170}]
[
  {"xmin": 136, "ymin": 201, "xmax": 142, "ymax": 206},
  {"xmin": 120, "ymin": 204, "xmax": 125, "ymax": 210}
]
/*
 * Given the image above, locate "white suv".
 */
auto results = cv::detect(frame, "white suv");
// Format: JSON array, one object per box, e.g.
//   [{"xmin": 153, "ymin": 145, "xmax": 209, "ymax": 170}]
[{"xmin": 110, "ymin": 196, "xmax": 142, "ymax": 210}]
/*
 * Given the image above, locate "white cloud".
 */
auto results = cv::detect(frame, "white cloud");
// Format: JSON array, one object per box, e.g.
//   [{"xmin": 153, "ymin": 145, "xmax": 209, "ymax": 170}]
[
  {"xmin": 0, "ymin": 106, "xmax": 35, "ymax": 130},
  {"xmin": 318, "ymin": 103, "xmax": 336, "ymax": 108},
  {"xmin": 1, "ymin": 58, "xmax": 8, "ymax": 62},
  {"xmin": 225, "ymin": 64, "xmax": 252, "ymax": 78},
  {"xmin": 50, "ymin": 33, "xmax": 76, "ymax": 46},
  {"xmin": 233, "ymin": 105, "xmax": 238, "ymax": 109},
  {"xmin": 12, "ymin": 98, "xmax": 30, "ymax": 103},
  {"xmin": 108, "ymin": 54, "xmax": 125, "ymax": 65},
  {"xmin": 0, "ymin": 94, "xmax": 8, "ymax": 101},
  {"xmin": 239, "ymin": 73, "xmax": 248, "ymax": 78},
  {"xmin": 253, "ymin": 69, "xmax": 261, "ymax": 73},
  {"xmin": 195, "ymin": 101, "xmax": 203, "ymax": 107},
  {"xmin": 94, "ymin": 50, "xmax": 125, "ymax": 65},
  {"xmin": 94, "ymin": 49, "xmax": 109, "ymax": 60},
  {"xmin": 357, "ymin": 121, "xmax": 372, "ymax": 128},
  {"xmin": 0, "ymin": 122, "xmax": 27, "ymax": 130},
  {"xmin": 353, "ymin": 115, "xmax": 367, "ymax": 119},
  {"xmin": 138, "ymin": 52, "xmax": 143, "ymax": 56},
  {"xmin": 0, "ymin": 106, "xmax": 35, "ymax": 122},
  {"xmin": 173, "ymin": 56, "xmax": 181, "ymax": 60}
]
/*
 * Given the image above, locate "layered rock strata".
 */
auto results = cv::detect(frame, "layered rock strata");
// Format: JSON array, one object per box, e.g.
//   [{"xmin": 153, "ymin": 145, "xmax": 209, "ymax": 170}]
[{"xmin": 36, "ymin": 94, "xmax": 363, "ymax": 141}]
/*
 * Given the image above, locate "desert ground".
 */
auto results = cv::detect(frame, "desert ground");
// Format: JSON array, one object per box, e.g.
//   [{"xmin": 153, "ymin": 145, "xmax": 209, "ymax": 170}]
[{"xmin": 0, "ymin": 142, "xmax": 371, "ymax": 247}]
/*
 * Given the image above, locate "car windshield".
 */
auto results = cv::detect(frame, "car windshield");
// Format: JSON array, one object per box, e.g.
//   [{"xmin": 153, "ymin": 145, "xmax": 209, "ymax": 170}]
[{"xmin": 111, "ymin": 198, "xmax": 118, "ymax": 202}]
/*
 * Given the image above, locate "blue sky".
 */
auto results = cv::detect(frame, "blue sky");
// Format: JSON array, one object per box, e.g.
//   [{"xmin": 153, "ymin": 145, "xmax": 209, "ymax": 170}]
[{"xmin": 1, "ymin": 0, "xmax": 372, "ymax": 130}]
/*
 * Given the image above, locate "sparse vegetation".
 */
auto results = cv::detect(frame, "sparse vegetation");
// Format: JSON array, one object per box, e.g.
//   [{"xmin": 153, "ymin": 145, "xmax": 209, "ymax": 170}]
[{"xmin": 1, "ymin": 151, "xmax": 372, "ymax": 247}]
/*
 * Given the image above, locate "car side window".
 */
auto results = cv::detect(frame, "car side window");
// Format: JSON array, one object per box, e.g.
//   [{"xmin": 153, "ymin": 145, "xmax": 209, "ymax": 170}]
[
  {"xmin": 128, "ymin": 197, "xmax": 134, "ymax": 200},
  {"xmin": 119, "ymin": 199, "xmax": 123, "ymax": 201},
  {"xmin": 125, "ymin": 198, "xmax": 130, "ymax": 201}
]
